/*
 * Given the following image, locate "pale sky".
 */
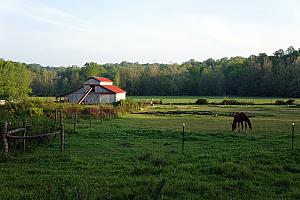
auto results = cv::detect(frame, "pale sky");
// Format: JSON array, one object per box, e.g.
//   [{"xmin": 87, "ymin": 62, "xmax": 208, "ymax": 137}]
[{"xmin": 0, "ymin": 0, "xmax": 299, "ymax": 66}]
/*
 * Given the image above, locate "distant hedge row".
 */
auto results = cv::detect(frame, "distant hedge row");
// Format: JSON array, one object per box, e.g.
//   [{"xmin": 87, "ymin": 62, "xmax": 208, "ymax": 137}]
[{"xmin": 195, "ymin": 98, "xmax": 296, "ymax": 105}]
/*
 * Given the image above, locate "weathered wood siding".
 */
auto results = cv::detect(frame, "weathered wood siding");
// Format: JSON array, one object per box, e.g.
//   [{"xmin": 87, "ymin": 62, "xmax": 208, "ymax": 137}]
[
  {"xmin": 66, "ymin": 87, "xmax": 86, "ymax": 103},
  {"xmin": 84, "ymin": 78, "xmax": 99, "ymax": 85},
  {"xmin": 84, "ymin": 93, "xmax": 115, "ymax": 104},
  {"xmin": 67, "ymin": 92, "xmax": 117, "ymax": 104},
  {"xmin": 95, "ymin": 86, "xmax": 111, "ymax": 93}
]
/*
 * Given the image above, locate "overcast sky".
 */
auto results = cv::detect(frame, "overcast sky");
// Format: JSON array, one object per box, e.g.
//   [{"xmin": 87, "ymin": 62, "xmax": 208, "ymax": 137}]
[{"xmin": 0, "ymin": 0, "xmax": 299, "ymax": 66}]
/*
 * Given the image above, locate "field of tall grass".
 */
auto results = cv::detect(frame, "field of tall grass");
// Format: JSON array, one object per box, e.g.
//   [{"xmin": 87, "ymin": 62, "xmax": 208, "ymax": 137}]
[{"xmin": 0, "ymin": 99, "xmax": 300, "ymax": 199}]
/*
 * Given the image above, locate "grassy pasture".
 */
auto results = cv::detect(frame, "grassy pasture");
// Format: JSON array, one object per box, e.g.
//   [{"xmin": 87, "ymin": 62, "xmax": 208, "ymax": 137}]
[
  {"xmin": 128, "ymin": 96, "xmax": 300, "ymax": 104},
  {"xmin": 1, "ymin": 103, "xmax": 300, "ymax": 199}
]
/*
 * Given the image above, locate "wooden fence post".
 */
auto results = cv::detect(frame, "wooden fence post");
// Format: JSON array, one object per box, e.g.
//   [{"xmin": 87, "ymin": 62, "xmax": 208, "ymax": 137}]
[
  {"xmin": 292, "ymin": 122, "xmax": 295, "ymax": 151},
  {"xmin": 22, "ymin": 121, "xmax": 27, "ymax": 152},
  {"xmin": 2, "ymin": 122, "xmax": 8, "ymax": 154},
  {"xmin": 54, "ymin": 109, "xmax": 58, "ymax": 130},
  {"xmin": 73, "ymin": 113, "xmax": 77, "ymax": 134},
  {"xmin": 100, "ymin": 106, "xmax": 103, "ymax": 124},
  {"xmin": 59, "ymin": 111, "xmax": 64, "ymax": 153},
  {"xmin": 89, "ymin": 109, "xmax": 92, "ymax": 128},
  {"xmin": 182, "ymin": 123, "xmax": 185, "ymax": 154}
]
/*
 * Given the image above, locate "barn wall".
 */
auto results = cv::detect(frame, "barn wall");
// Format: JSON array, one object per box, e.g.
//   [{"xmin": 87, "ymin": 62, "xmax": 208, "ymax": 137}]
[
  {"xmin": 66, "ymin": 93, "xmax": 83, "ymax": 103},
  {"xmin": 84, "ymin": 93, "xmax": 116, "ymax": 104},
  {"xmin": 84, "ymin": 78, "xmax": 100, "ymax": 85},
  {"xmin": 95, "ymin": 86, "xmax": 111, "ymax": 93},
  {"xmin": 84, "ymin": 93, "xmax": 100, "ymax": 104},
  {"xmin": 68, "ymin": 87, "xmax": 85, "ymax": 94},
  {"xmin": 67, "ymin": 92, "xmax": 117, "ymax": 104},
  {"xmin": 83, "ymin": 85, "xmax": 90, "ymax": 91},
  {"xmin": 66, "ymin": 87, "xmax": 86, "ymax": 103},
  {"xmin": 116, "ymin": 93, "xmax": 126, "ymax": 101},
  {"xmin": 99, "ymin": 82, "xmax": 113, "ymax": 85},
  {"xmin": 100, "ymin": 94, "xmax": 116, "ymax": 103}
]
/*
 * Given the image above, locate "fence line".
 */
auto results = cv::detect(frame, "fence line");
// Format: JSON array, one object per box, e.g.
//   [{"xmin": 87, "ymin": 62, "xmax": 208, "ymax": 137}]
[
  {"xmin": 1, "ymin": 110, "xmax": 64, "ymax": 154},
  {"xmin": 7, "ymin": 128, "xmax": 25, "ymax": 135},
  {"xmin": 6, "ymin": 132, "xmax": 59, "ymax": 139}
]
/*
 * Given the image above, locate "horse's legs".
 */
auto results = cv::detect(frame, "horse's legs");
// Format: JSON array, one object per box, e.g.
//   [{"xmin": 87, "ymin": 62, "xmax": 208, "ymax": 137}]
[
  {"xmin": 241, "ymin": 122, "xmax": 244, "ymax": 131},
  {"xmin": 245, "ymin": 122, "xmax": 247, "ymax": 131},
  {"xmin": 238, "ymin": 122, "xmax": 240, "ymax": 132}
]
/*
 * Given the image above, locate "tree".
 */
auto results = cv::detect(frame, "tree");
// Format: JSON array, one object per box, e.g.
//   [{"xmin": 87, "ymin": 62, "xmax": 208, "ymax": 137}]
[
  {"xmin": 273, "ymin": 49, "xmax": 284, "ymax": 57},
  {"xmin": 0, "ymin": 60, "xmax": 32, "ymax": 100}
]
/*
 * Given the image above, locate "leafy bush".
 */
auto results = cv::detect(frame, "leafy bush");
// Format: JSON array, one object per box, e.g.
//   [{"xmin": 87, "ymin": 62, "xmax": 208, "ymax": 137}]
[
  {"xmin": 0, "ymin": 100, "xmax": 46, "ymax": 122},
  {"xmin": 286, "ymin": 99, "xmax": 295, "ymax": 105},
  {"xmin": 221, "ymin": 99, "xmax": 254, "ymax": 105},
  {"xmin": 275, "ymin": 100, "xmax": 286, "ymax": 105},
  {"xmin": 221, "ymin": 99, "xmax": 240, "ymax": 105},
  {"xmin": 275, "ymin": 99, "xmax": 295, "ymax": 105},
  {"xmin": 114, "ymin": 99, "xmax": 143, "ymax": 114},
  {"xmin": 195, "ymin": 99, "xmax": 209, "ymax": 105}
]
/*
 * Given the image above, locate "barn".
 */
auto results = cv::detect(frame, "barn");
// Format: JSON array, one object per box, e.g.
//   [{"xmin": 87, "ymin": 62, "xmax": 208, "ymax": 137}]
[{"xmin": 56, "ymin": 77, "xmax": 126, "ymax": 104}]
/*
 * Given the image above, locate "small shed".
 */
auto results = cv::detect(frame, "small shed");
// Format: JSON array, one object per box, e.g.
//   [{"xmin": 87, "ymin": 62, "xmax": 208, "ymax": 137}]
[{"xmin": 57, "ymin": 77, "xmax": 126, "ymax": 104}]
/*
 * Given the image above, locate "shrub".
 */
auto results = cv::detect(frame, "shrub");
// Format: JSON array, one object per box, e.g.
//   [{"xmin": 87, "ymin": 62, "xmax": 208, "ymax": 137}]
[
  {"xmin": 195, "ymin": 99, "xmax": 209, "ymax": 105},
  {"xmin": 275, "ymin": 99, "xmax": 295, "ymax": 105},
  {"xmin": 275, "ymin": 100, "xmax": 286, "ymax": 105},
  {"xmin": 286, "ymin": 99, "xmax": 295, "ymax": 105},
  {"xmin": 221, "ymin": 99, "xmax": 240, "ymax": 105},
  {"xmin": 114, "ymin": 99, "xmax": 143, "ymax": 114},
  {"xmin": 221, "ymin": 99, "xmax": 254, "ymax": 105}
]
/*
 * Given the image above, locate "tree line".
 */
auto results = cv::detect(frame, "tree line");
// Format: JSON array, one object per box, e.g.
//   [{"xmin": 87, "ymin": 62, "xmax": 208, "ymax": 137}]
[{"xmin": 1, "ymin": 46, "xmax": 300, "ymax": 100}]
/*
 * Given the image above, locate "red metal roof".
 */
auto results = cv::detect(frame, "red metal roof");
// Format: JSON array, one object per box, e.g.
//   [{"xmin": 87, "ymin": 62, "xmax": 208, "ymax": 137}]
[
  {"xmin": 92, "ymin": 77, "xmax": 113, "ymax": 82},
  {"xmin": 101, "ymin": 85, "xmax": 126, "ymax": 94}
]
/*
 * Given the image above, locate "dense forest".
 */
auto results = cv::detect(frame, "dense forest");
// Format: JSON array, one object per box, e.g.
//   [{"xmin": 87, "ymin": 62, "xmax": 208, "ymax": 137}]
[{"xmin": 1, "ymin": 46, "xmax": 300, "ymax": 100}]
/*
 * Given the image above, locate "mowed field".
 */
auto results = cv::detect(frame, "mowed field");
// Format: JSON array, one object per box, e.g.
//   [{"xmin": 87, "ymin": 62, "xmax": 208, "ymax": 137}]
[
  {"xmin": 1, "ymin": 97, "xmax": 300, "ymax": 199},
  {"xmin": 128, "ymin": 96, "xmax": 300, "ymax": 104}
]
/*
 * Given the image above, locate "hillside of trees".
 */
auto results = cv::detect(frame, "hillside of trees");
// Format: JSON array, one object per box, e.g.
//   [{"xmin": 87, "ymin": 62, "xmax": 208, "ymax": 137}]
[{"xmin": 1, "ymin": 46, "xmax": 300, "ymax": 100}]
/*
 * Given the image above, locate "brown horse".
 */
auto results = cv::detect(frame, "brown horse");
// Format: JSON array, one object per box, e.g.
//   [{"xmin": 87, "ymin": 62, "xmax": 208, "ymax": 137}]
[{"xmin": 232, "ymin": 112, "xmax": 252, "ymax": 131}]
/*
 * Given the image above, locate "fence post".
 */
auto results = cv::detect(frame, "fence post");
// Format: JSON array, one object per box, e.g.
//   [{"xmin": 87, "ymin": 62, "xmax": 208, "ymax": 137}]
[
  {"xmin": 89, "ymin": 109, "xmax": 92, "ymax": 128},
  {"xmin": 54, "ymin": 109, "xmax": 58, "ymax": 130},
  {"xmin": 292, "ymin": 122, "xmax": 295, "ymax": 151},
  {"xmin": 100, "ymin": 106, "xmax": 103, "ymax": 124},
  {"xmin": 2, "ymin": 122, "xmax": 8, "ymax": 154},
  {"xmin": 182, "ymin": 123, "xmax": 185, "ymax": 154},
  {"xmin": 60, "ymin": 111, "xmax": 64, "ymax": 153},
  {"xmin": 73, "ymin": 113, "xmax": 77, "ymax": 134},
  {"xmin": 22, "ymin": 121, "xmax": 27, "ymax": 152}
]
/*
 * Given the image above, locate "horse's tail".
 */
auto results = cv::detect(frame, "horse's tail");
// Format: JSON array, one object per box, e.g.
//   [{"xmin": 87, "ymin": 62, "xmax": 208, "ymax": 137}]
[{"xmin": 245, "ymin": 116, "xmax": 252, "ymax": 129}]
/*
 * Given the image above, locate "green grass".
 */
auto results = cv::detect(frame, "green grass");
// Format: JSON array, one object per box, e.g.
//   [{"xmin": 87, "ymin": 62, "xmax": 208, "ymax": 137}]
[
  {"xmin": 1, "ymin": 104, "xmax": 300, "ymax": 199},
  {"xmin": 128, "ymin": 96, "xmax": 300, "ymax": 104}
]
